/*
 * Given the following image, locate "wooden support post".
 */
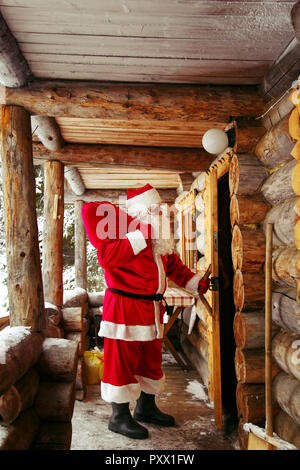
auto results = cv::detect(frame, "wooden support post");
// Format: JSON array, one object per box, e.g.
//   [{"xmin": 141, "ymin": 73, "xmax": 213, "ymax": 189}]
[
  {"xmin": 74, "ymin": 200, "xmax": 87, "ymax": 290},
  {"xmin": 0, "ymin": 105, "xmax": 45, "ymax": 331},
  {"xmin": 42, "ymin": 161, "xmax": 64, "ymax": 307}
]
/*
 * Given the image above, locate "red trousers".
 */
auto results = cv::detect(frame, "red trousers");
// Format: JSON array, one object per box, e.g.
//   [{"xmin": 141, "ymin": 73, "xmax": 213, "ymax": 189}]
[{"xmin": 101, "ymin": 337, "xmax": 165, "ymax": 403}]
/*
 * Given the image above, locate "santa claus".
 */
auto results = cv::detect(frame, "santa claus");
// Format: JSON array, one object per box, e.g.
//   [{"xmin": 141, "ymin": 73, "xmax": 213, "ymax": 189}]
[{"xmin": 81, "ymin": 184, "xmax": 210, "ymax": 440}]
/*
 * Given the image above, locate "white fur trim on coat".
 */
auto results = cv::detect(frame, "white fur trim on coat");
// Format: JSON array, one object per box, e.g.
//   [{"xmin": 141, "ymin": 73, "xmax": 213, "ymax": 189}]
[
  {"xmin": 126, "ymin": 229, "xmax": 147, "ymax": 255},
  {"xmin": 99, "ymin": 320, "xmax": 158, "ymax": 341},
  {"xmin": 185, "ymin": 274, "xmax": 202, "ymax": 295}
]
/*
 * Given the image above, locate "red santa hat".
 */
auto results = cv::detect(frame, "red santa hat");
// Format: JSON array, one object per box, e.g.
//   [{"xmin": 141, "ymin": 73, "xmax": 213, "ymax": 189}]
[{"xmin": 126, "ymin": 184, "xmax": 161, "ymax": 213}]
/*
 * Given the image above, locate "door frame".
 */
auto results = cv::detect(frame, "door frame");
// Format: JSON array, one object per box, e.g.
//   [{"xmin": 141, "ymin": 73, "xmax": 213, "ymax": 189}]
[{"xmin": 205, "ymin": 151, "xmax": 233, "ymax": 430}]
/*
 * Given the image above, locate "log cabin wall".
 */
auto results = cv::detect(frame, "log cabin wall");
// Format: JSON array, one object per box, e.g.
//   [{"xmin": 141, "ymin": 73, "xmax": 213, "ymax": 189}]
[
  {"xmin": 255, "ymin": 89, "xmax": 300, "ymax": 450},
  {"xmin": 178, "ymin": 101, "xmax": 300, "ymax": 448},
  {"xmin": 0, "ymin": 327, "xmax": 78, "ymax": 450}
]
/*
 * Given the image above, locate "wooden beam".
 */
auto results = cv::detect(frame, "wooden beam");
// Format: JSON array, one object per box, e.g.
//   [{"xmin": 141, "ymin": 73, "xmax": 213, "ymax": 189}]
[
  {"xmin": 177, "ymin": 173, "xmax": 194, "ymax": 193},
  {"xmin": 0, "ymin": 12, "xmax": 32, "ymax": 87},
  {"xmin": 64, "ymin": 188, "xmax": 176, "ymax": 205},
  {"xmin": 261, "ymin": 37, "xmax": 300, "ymax": 100},
  {"xmin": 0, "ymin": 105, "xmax": 44, "ymax": 331},
  {"xmin": 64, "ymin": 166, "xmax": 85, "ymax": 196},
  {"xmin": 31, "ymin": 115, "xmax": 64, "ymax": 151},
  {"xmin": 261, "ymin": 3, "xmax": 300, "ymax": 100},
  {"xmin": 74, "ymin": 200, "xmax": 87, "ymax": 291},
  {"xmin": 0, "ymin": 80, "xmax": 266, "ymax": 122},
  {"xmin": 42, "ymin": 161, "xmax": 64, "ymax": 307},
  {"xmin": 32, "ymin": 142, "xmax": 209, "ymax": 172},
  {"xmin": 292, "ymin": 0, "xmax": 300, "ymax": 41}
]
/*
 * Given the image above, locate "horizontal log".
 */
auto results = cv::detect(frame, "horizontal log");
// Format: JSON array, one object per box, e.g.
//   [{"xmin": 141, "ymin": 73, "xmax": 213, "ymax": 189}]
[
  {"xmin": 295, "ymin": 220, "xmax": 300, "ymax": 251},
  {"xmin": 64, "ymin": 188, "xmax": 177, "ymax": 205},
  {"xmin": 289, "ymin": 107, "xmax": 300, "ymax": 141},
  {"xmin": 35, "ymin": 381, "xmax": 76, "ymax": 422},
  {"xmin": 261, "ymin": 159, "xmax": 297, "ymax": 206},
  {"xmin": 196, "ymin": 213, "xmax": 205, "ymax": 233},
  {"xmin": 230, "ymin": 193, "xmax": 270, "ymax": 227},
  {"xmin": 43, "ymin": 324, "xmax": 64, "ymax": 339},
  {"xmin": 88, "ymin": 308, "xmax": 102, "ymax": 320},
  {"xmin": 196, "ymin": 232, "xmax": 206, "ymax": 255},
  {"xmin": 292, "ymin": 162, "xmax": 300, "ymax": 196},
  {"xmin": 0, "ymin": 316, "xmax": 9, "ymax": 331},
  {"xmin": 272, "ymin": 246, "xmax": 300, "ymax": 287},
  {"xmin": 272, "ymin": 329, "xmax": 300, "ymax": 381},
  {"xmin": 233, "ymin": 311, "xmax": 278, "ymax": 350},
  {"xmin": 0, "ymin": 80, "xmax": 265, "ymax": 121},
  {"xmin": 274, "ymin": 410, "xmax": 300, "ymax": 450},
  {"xmin": 61, "ymin": 307, "xmax": 86, "ymax": 332},
  {"xmin": 34, "ymin": 142, "xmax": 209, "ymax": 172},
  {"xmin": 235, "ymin": 347, "xmax": 279, "ymax": 383},
  {"xmin": 263, "ymin": 197, "xmax": 298, "ymax": 246},
  {"xmin": 31, "ymin": 115, "xmax": 64, "ymax": 151},
  {"xmin": 233, "ymin": 270, "xmax": 265, "ymax": 312},
  {"xmin": 64, "ymin": 166, "xmax": 85, "ymax": 196},
  {"xmin": 195, "ymin": 192, "xmax": 205, "ymax": 211},
  {"xmin": 273, "ymin": 371, "xmax": 300, "ymax": 426},
  {"xmin": 272, "ymin": 288, "xmax": 300, "ymax": 335},
  {"xmin": 236, "ymin": 382, "xmax": 265, "ymax": 424},
  {"xmin": 231, "ymin": 226, "xmax": 265, "ymax": 272},
  {"xmin": 0, "ymin": 408, "xmax": 40, "ymax": 451},
  {"xmin": 255, "ymin": 112, "xmax": 295, "ymax": 168},
  {"xmin": 229, "ymin": 153, "xmax": 268, "ymax": 196},
  {"xmin": 31, "ymin": 422, "xmax": 72, "ymax": 450},
  {"xmin": 191, "ymin": 173, "xmax": 206, "ymax": 192},
  {"xmin": 235, "ymin": 119, "xmax": 266, "ymax": 154},
  {"xmin": 65, "ymin": 331, "xmax": 85, "ymax": 356},
  {"xmin": 0, "ymin": 368, "xmax": 39, "ymax": 424},
  {"xmin": 63, "ymin": 288, "xmax": 88, "ymax": 308},
  {"xmin": 36, "ymin": 337, "xmax": 79, "ymax": 383},
  {"xmin": 45, "ymin": 302, "xmax": 62, "ymax": 326},
  {"xmin": 0, "ymin": 12, "xmax": 32, "ymax": 87},
  {"xmin": 0, "ymin": 328, "xmax": 43, "ymax": 395}
]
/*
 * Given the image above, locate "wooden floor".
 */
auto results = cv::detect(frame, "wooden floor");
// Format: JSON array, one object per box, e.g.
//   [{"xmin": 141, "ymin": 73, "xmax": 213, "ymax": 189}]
[{"xmin": 71, "ymin": 351, "xmax": 239, "ymax": 451}]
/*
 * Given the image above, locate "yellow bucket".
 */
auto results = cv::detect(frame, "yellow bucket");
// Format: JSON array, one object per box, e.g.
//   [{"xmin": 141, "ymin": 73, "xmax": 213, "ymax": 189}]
[{"xmin": 83, "ymin": 350, "xmax": 104, "ymax": 385}]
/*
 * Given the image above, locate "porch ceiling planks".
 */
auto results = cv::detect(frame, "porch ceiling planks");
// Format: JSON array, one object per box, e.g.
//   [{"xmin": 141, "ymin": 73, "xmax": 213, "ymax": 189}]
[
  {"xmin": 0, "ymin": 0, "xmax": 297, "ymax": 85},
  {"xmin": 77, "ymin": 167, "xmax": 181, "ymax": 190},
  {"xmin": 54, "ymin": 117, "xmax": 226, "ymax": 148}
]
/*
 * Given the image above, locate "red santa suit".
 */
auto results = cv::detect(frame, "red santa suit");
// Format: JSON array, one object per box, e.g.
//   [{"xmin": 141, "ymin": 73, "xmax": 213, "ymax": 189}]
[{"xmin": 82, "ymin": 185, "xmax": 204, "ymax": 404}]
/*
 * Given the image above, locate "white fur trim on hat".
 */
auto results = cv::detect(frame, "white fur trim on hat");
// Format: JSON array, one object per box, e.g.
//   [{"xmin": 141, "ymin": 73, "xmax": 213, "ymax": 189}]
[{"xmin": 126, "ymin": 187, "xmax": 161, "ymax": 211}]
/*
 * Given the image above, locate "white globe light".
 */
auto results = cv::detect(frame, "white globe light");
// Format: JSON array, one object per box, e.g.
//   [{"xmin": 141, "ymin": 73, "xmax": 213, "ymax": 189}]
[{"xmin": 202, "ymin": 128, "xmax": 229, "ymax": 155}]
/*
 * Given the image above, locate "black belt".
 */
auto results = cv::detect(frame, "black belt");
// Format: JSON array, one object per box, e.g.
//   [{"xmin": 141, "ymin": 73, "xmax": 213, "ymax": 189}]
[{"xmin": 108, "ymin": 287, "xmax": 165, "ymax": 302}]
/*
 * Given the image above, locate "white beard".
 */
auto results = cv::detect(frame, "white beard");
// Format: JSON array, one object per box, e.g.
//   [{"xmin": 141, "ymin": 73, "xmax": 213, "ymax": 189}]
[{"xmin": 130, "ymin": 208, "xmax": 175, "ymax": 256}]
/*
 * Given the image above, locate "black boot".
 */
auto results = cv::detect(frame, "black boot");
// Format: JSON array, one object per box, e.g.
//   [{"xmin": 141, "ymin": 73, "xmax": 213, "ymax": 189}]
[
  {"xmin": 108, "ymin": 402, "xmax": 149, "ymax": 439},
  {"xmin": 133, "ymin": 391, "xmax": 175, "ymax": 427}
]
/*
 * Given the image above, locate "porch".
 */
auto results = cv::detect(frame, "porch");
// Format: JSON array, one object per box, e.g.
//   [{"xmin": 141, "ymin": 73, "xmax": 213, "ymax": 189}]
[{"xmin": 71, "ymin": 350, "xmax": 238, "ymax": 451}]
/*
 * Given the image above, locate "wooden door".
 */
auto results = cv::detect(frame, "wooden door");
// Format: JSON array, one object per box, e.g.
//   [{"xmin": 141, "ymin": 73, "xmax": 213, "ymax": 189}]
[{"xmin": 209, "ymin": 168, "xmax": 223, "ymax": 430}]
